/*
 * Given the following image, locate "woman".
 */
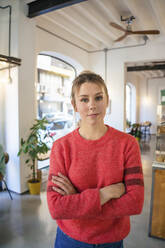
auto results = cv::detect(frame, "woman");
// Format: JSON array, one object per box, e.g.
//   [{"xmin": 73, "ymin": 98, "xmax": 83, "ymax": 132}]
[{"xmin": 47, "ymin": 71, "xmax": 144, "ymax": 248}]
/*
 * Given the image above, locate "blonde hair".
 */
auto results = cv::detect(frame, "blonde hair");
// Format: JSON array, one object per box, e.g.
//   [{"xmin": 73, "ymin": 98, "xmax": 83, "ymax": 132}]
[{"xmin": 71, "ymin": 71, "xmax": 109, "ymax": 107}]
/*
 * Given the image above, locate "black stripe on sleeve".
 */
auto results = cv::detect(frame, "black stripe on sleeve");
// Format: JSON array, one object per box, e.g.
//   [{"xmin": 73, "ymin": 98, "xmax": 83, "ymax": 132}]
[
  {"xmin": 124, "ymin": 166, "xmax": 142, "ymax": 175},
  {"xmin": 125, "ymin": 178, "xmax": 144, "ymax": 187}
]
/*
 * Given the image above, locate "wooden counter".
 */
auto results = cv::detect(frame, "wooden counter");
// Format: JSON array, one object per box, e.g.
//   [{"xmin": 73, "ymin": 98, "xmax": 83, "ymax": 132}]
[{"xmin": 149, "ymin": 162, "xmax": 165, "ymax": 239}]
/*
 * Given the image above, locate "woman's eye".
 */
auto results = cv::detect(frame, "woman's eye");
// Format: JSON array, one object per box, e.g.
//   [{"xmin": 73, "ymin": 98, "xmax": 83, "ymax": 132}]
[
  {"xmin": 80, "ymin": 98, "xmax": 88, "ymax": 102},
  {"xmin": 96, "ymin": 96, "xmax": 103, "ymax": 101}
]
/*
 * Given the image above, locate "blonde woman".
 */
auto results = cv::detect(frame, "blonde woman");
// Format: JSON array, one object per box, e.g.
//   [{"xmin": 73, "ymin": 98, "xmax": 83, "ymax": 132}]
[{"xmin": 47, "ymin": 71, "xmax": 144, "ymax": 248}]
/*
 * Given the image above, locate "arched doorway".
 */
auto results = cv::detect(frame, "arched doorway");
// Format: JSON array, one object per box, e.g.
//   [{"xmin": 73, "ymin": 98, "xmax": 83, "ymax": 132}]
[{"xmin": 36, "ymin": 52, "xmax": 82, "ymax": 169}]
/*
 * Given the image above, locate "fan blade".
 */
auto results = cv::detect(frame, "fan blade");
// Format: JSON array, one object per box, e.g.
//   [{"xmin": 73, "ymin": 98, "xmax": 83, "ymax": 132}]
[
  {"xmin": 110, "ymin": 22, "xmax": 126, "ymax": 32},
  {"xmin": 115, "ymin": 33, "xmax": 128, "ymax": 42},
  {"xmin": 131, "ymin": 30, "xmax": 160, "ymax": 35}
]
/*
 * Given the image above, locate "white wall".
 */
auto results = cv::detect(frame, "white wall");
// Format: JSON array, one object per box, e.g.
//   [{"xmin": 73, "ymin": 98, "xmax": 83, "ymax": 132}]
[
  {"xmin": 139, "ymin": 77, "xmax": 165, "ymax": 133},
  {"xmin": 126, "ymin": 72, "xmax": 141, "ymax": 124},
  {"xmin": 18, "ymin": 1, "xmax": 36, "ymax": 192},
  {"xmin": 0, "ymin": 0, "xmax": 36, "ymax": 193},
  {"xmin": 0, "ymin": 3, "xmax": 11, "ymax": 146},
  {"xmin": 89, "ymin": 41, "xmax": 165, "ymax": 131},
  {"xmin": 0, "ymin": 82, "xmax": 6, "ymax": 146}
]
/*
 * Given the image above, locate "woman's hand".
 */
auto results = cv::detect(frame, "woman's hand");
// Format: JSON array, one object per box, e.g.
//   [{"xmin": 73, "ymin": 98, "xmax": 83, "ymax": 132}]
[
  {"xmin": 100, "ymin": 182, "xmax": 125, "ymax": 206},
  {"xmin": 52, "ymin": 172, "xmax": 77, "ymax": 195}
]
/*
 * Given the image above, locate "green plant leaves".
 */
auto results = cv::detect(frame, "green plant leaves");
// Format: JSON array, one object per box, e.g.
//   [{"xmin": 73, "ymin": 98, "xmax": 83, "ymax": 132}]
[{"xmin": 17, "ymin": 118, "xmax": 50, "ymax": 181}]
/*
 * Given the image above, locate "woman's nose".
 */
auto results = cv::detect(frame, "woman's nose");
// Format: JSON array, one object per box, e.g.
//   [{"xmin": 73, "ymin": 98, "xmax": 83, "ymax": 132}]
[{"xmin": 88, "ymin": 100, "xmax": 96, "ymax": 110}]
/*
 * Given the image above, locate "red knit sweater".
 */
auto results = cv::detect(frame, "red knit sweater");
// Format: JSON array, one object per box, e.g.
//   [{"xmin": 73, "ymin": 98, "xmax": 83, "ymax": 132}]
[{"xmin": 47, "ymin": 125, "xmax": 144, "ymax": 244}]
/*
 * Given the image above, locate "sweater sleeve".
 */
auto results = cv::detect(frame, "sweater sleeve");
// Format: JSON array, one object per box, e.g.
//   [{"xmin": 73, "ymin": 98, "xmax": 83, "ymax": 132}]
[
  {"xmin": 97, "ymin": 136, "xmax": 144, "ymax": 219},
  {"xmin": 47, "ymin": 141, "xmax": 101, "ymax": 220}
]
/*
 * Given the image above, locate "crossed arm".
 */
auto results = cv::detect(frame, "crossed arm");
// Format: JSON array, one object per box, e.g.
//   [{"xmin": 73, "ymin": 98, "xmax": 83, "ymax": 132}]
[
  {"xmin": 47, "ymin": 138, "xmax": 144, "ymax": 220},
  {"xmin": 51, "ymin": 172, "xmax": 125, "ymax": 206}
]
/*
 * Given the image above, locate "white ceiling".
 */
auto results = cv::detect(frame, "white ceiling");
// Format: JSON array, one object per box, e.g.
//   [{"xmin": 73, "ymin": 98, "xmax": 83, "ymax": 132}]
[
  {"xmin": 34, "ymin": 0, "xmax": 165, "ymax": 50},
  {"xmin": 26, "ymin": 0, "xmax": 165, "ymax": 78}
]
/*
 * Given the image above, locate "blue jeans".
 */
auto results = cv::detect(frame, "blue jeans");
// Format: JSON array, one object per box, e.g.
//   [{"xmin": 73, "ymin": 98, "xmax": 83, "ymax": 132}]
[{"xmin": 55, "ymin": 227, "xmax": 124, "ymax": 248}]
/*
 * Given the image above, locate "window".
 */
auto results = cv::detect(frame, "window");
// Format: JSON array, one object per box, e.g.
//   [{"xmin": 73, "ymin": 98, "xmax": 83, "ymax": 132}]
[
  {"xmin": 37, "ymin": 54, "xmax": 76, "ymax": 121},
  {"xmin": 126, "ymin": 84, "xmax": 131, "ymax": 123},
  {"xmin": 126, "ymin": 82, "xmax": 136, "ymax": 125},
  {"xmin": 37, "ymin": 55, "xmax": 77, "ymax": 152},
  {"xmin": 37, "ymin": 54, "xmax": 79, "ymax": 169}
]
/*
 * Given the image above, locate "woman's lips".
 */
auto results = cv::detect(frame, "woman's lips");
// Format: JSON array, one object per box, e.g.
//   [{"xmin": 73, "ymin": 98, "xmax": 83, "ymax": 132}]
[{"xmin": 88, "ymin": 113, "xmax": 99, "ymax": 117}]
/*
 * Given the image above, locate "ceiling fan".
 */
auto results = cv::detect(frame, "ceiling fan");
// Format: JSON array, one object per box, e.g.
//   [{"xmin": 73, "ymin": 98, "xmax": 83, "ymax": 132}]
[{"xmin": 110, "ymin": 16, "xmax": 160, "ymax": 42}]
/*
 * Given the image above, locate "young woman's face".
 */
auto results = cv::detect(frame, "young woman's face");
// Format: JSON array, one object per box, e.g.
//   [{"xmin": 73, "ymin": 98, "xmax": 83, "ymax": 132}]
[{"xmin": 73, "ymin": 82, "xmax": 108, "ymax": 126}]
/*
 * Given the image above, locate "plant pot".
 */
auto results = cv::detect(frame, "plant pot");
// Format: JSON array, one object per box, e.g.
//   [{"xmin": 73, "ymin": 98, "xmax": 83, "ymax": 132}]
[
  {"xmin": 28, "ymin": 180, "xmax": 41, "ymax": 195},
  {"xmin": 135, "ymin": 137, "xmax": 140, "ymax": 142}
]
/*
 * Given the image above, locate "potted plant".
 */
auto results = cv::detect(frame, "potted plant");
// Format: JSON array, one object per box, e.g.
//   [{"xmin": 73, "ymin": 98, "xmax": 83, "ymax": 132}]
[
  {"xmin": 126, "ymin": 119, "xmax": 131, "ymax": 129},
  {"xmin": 17, "ymin": 118, "xmax": 51, "ymax": 194},
  {"xmin": 130, "ymin": 123, "xmax": 142, "ymax": 142}
]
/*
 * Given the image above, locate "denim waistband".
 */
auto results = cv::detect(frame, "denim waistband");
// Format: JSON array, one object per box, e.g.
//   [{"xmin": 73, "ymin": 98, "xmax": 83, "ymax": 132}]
[{"xmin": 55, "ymin": 227, "xmax": 123, "ymax": 248}]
